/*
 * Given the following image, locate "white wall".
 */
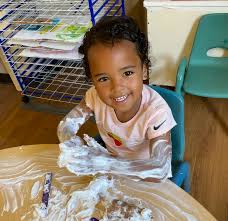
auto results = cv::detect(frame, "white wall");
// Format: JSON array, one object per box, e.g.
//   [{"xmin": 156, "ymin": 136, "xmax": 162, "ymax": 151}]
[{"xmin": 145, "ymin": 1, "xmax": 228, "ymax": 86}]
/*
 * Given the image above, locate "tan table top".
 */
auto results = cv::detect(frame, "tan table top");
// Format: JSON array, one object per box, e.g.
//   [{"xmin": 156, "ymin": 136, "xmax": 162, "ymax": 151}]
[{"xmin": 0, "ymin": 144, "xmax": 217, "ymax": 221}]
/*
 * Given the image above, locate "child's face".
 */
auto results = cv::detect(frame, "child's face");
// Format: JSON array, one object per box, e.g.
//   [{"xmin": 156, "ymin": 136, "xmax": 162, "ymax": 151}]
[{"xmin": 88, "ymin": 40, "xmax": 147, "ymax": 121}]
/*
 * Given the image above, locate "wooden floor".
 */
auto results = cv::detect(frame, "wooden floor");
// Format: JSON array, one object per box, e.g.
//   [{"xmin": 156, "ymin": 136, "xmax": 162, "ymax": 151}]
[
  {"xmin": 184, "ymin": 94, "xmax": 228, "ymax": 221},
  {"xmin": 0, "ymin": 83, "xmax": 227, "ymax": 221}
]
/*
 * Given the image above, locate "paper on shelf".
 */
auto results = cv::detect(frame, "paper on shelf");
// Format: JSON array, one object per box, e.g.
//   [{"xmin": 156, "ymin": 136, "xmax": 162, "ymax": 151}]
[
  {"xmin": 19, "ymin": 47, "xmax": 83, "ymax": 60},
  {"xmin": 10, "ymin": 23, "xmax": 90, "ymax": 43},
  {"xmin": 7, "ymin": 39, "xmax": 77, "ymax": 51}
]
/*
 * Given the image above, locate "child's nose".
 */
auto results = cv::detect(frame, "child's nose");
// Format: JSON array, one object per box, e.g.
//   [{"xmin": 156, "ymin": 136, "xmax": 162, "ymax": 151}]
[{"xmin": 111, "ymin": 78, "xmax": 124, "ymax": 91}]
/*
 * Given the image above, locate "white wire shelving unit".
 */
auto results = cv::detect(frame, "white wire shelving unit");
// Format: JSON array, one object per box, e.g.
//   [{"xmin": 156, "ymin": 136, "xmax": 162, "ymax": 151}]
[{"xmin": 0, "ymin": 0, "xmax": 125, "ymax": 104}]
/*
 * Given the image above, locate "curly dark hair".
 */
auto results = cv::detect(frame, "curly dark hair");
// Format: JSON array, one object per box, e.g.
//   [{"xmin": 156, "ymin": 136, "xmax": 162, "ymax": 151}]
[{"xmin": 78, "ymin": 16, "xmax": 151, "ymax": 79}]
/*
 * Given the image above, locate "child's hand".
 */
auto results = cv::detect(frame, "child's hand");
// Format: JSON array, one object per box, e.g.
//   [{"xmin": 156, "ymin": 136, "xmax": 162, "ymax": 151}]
[
  {"xmin": 59, "ymin": 135, "xmax": 171, "ymax": 182},
  {"xmin": 70, "ymin": 135, "xmax": 85, "ymax": 146},
  {"xmin": 59, "ymin": 135, "xmax": 84, "ymax": 152}
]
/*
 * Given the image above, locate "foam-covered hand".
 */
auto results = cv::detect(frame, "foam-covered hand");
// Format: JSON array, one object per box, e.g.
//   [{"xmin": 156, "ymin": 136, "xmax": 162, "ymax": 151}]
[{"xmin": 58, "ymin": 135, "xmax": 171, "ymax": 181}]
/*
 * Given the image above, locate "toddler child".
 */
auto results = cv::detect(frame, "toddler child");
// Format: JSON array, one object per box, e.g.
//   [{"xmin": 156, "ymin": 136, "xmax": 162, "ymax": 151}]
[{"xmin": 58, "ymin": 16, "xmax": 176, "ymax": 181}]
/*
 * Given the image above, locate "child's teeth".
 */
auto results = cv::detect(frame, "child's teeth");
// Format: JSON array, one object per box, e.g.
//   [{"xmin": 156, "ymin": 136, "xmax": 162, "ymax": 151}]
[{"xmin": 115, "ymin": 95, "xmax": 127, "ymax": 102}]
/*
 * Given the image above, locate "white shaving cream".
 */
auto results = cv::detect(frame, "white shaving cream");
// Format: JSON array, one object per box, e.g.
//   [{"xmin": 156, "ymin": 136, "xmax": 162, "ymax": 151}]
[
  {"xmin": 58, "ymin": 135, "xmax": 170, "ymax": 179},
  {"xmin": 0, "ymin": 137, "xmax": 200, "ymax": 221},
  {"xmin": 23, "ymin": 176, "xmax": 153, "ymax": 221},
  {"xmin": 31, "ymin": 181, "xmax": 41, "ymax": 200}
]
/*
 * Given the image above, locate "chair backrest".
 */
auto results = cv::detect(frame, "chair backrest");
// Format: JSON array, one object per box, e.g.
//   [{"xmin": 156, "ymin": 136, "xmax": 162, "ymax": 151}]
[
  {"xmin": 190, "ymin": 13, "xmax": 228, "ymax": 66},
  {"xmin": 149, "ymin": 85, "xmax": 185, "ymax": 162},
  {"xmin": 183, "ymin": 13, "xmax": 228, "ymax": 98}
]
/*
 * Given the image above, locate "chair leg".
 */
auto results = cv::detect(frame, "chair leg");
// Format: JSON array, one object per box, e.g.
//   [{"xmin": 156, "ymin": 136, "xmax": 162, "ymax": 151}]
[
  {"xmin": 182, "ymin": 162, "xmax": 190, "ymax": 193},
  {"xmin": 171, "ymin": 161, "xmax": 191, "ymax": 192}
]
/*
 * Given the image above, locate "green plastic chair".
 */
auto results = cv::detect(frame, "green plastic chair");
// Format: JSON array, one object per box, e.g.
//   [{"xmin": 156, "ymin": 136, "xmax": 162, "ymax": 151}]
[
  {"xmin": 150, "ymin": 85, "xmax": 190, "ymax": 192},
  {"xmin": 176, "ymin": 13, "xmax": 228, "ymax": 98}
]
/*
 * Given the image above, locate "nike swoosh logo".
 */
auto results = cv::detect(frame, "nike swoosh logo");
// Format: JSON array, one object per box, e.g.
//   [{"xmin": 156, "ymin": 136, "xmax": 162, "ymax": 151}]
[{"xmin": 153, "ymin": 119, "xmax": 166, "ymax": 130}]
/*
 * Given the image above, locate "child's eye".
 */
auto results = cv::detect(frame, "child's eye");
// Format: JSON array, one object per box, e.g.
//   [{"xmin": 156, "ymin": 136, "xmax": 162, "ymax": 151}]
[
  {"xmin": 123, "ymin": 71, "xmax": 134, "ymax": 77},
  {"xmin": 97, "ymin": 77, "xmax": 109, "ymax": 82}
]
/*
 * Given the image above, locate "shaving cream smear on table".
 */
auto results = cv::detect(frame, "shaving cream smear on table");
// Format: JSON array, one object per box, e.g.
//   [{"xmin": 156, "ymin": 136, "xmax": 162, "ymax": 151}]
[
  {"xmin": 23, "ymin": 176, "xmax": 153, "ymax": 221},
  {"xmin": 0, "ymin": 158, "xmax": 45, "ymax": 214}
]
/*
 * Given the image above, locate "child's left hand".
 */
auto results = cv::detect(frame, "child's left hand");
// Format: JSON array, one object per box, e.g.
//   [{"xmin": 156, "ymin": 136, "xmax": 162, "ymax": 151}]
[{"xmin": 58, "ymin": 135, "xmax": 171, "ymax": 182}]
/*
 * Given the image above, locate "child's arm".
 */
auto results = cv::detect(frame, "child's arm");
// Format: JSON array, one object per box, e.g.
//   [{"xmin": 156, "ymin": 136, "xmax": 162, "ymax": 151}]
[
  {"xmin": 57, "ymin": 99, "xmax": 93, "ymax": 143},
  {"xmin": 112, "ymin": 132, "xmax": 172, "ymax": 182},
  {"xmin": 145, "ymin": 132, "xmax": 172, "ymax": 182},
  {"xmin": 59, "ymin": 133, "xmax": 172, "ymax": 182},
  {"xmin": 117, "ymin": 132, "xmax": 172, "ymax": 182}
]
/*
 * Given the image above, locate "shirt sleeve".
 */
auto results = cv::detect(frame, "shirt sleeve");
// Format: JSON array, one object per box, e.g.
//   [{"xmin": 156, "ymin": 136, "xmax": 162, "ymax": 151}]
[
  {"xmin": 85, "ymin": 86, "xmax": 96, "ymax": 111},
  {"xmin": 146, "ymin": 104, "xmax": 177, "ymax": 139}
]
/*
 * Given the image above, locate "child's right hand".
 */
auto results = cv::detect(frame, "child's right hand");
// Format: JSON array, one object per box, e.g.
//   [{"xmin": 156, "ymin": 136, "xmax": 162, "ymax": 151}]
[{"xmin": 59, "ymin": 135, "xmax": 85, "ymax": 150}]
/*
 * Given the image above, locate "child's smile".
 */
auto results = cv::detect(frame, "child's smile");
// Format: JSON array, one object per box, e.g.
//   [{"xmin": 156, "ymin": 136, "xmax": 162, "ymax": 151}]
[
  {"xmin": 113, "ymin": 94, "xmax": 128, "ymax": 103},
  {"xmin": 88, "ymin": 40, "xmax": 147, "ymax": 122}
]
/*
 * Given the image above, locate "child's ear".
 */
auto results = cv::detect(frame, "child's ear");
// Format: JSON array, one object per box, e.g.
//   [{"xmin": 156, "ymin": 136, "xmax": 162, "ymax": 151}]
[{"xmin": 142, "ymin": 64, "xmax": 148, "ymax": 80}]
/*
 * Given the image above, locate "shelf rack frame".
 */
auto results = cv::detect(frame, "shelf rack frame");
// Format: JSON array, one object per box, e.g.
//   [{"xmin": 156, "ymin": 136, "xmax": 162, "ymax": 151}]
[{"xmin": 0, "ymin": 0, "xmax": 125, "ymax": 104}]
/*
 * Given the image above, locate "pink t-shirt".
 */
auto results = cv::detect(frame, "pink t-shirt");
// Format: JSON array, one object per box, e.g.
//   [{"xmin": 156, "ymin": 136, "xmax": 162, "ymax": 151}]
[{"xmin": 85, "ymin": 84, "xmax": 176, "ymax": 159}]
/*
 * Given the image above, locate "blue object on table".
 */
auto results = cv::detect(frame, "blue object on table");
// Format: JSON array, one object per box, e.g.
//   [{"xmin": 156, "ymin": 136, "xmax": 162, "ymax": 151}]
[{"xmin": 176, "ymin": 13, "xmax": 228, "ymax": 98}]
